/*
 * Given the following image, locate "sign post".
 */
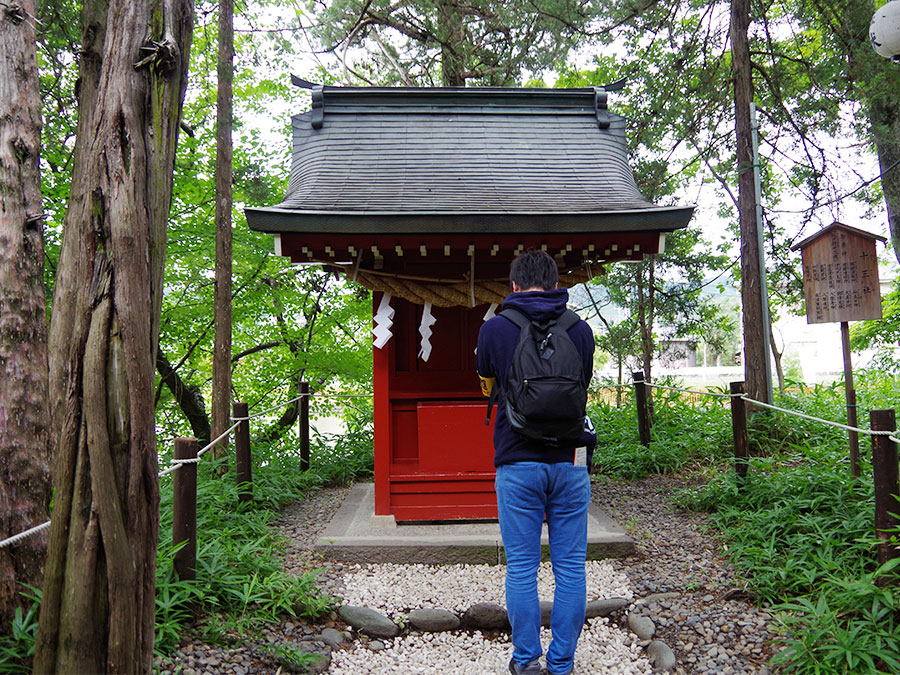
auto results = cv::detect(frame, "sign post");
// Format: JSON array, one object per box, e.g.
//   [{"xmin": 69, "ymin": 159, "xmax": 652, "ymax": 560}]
[{"xmin": 792, "ymin": 222, "xmax": 885, "ymax": 476}]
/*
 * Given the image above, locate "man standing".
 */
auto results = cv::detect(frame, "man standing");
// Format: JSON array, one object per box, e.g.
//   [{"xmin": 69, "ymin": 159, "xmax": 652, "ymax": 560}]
[{"xmin": 477, "ymin": 249, "xmax": 594, "ymax": 675}]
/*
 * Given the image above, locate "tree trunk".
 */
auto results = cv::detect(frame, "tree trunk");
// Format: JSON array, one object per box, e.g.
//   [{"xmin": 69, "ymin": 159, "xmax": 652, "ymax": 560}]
[
  {"xmin": 211, "ymin": 0, "xmax": 234, "ymax": 458},
  {"xmin": 438, "ymin": 1, "xmax": 466, "ymax": 86},
  {"xmin": 616, "ymin": 357, "xmax": 623, "ymax": 407},
  {"xmin": 636, "ymin": 263, "xmax": 655, "ymax": 417},
  {"xmin": 840, "ymin": 0, "xmax": 900, "ymax": 266},
  {"xmin": 769, "ymin": 322, "xmax": 785, "ymax": 390},
  {"xmin": 731, "ymin": 0, "xmax": 770, "ymax": 405},
  {"xmin": 871, "ymin": 96, "xmax": 900, "ymax": 265},
  {"xmin": 33, "ymin": 1, "xmax": 193, "ymax": 672},
  {"xmin": 156, "ymin": 347, "xmax": 211, "ymax": 445},
  {"xmin": 0, "ymin": 0, "xmax": 51, "ymax": 631}
]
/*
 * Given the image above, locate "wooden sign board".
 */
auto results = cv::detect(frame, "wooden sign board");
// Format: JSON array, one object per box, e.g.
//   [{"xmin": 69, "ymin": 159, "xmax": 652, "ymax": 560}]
[{"xmin": 793, "ymin": 222, "xmax": 884, "ymax": 325}]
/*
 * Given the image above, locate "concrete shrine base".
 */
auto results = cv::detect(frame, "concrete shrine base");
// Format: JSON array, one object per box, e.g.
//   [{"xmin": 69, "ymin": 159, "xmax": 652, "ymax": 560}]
[{"xmin": 315, "ymin": 483, "xmax": 635, "ymax": 564}]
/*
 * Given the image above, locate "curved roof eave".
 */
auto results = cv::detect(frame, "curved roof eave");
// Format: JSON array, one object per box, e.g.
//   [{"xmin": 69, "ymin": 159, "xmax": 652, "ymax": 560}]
[{"xmin": 245, "ymin": 205, "xmax": 695, "ymax": 235}]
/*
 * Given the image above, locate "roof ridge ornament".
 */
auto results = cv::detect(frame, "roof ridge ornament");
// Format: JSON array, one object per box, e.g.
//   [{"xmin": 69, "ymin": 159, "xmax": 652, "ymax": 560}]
[
  {"xmin": 592, "ymin": 79, "xmax": 625, "ymax": 129},
  {"xmin": 593, "ymin": 87, "xmax": 609, "ymax": 129},
  {"xmin": 311, "ymin": 85, "xmax": 324, "ymax": 129},
  {"xmin": 291, "ymin": 75, "xmax": 326, "ymax": 128}
]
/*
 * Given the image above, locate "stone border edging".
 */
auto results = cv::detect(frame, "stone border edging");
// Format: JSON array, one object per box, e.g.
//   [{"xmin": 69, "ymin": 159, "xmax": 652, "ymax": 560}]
[{"xmin": 334, "ymin": 596, "xmax": 678, "ymax": 672}]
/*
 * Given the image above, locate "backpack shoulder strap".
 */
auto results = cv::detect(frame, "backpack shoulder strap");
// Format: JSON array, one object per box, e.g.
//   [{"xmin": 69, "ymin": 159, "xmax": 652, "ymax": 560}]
[
  {"xmin": 499, "ymin": 308, "xmax": 530, "ymax": 329},
  {"xmin": 554, "ymin": 309, "xmax": 581, "ymax": 332}
]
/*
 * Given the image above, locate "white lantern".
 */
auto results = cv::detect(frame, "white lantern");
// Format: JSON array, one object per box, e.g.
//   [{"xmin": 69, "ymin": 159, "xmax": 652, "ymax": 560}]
[{"xmin": 870, "ymin": 0, "xmax": 900, "ymax": 60}]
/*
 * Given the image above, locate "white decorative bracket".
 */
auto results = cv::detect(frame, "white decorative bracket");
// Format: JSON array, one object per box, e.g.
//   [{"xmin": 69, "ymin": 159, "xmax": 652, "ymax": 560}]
[{"xmin": 373, "ymin": 293, "xmax": 395, "ymax": 349}]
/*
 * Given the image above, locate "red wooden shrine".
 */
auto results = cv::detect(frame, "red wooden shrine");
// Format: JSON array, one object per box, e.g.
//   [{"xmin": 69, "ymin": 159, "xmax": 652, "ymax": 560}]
[
  {"xmin": 373, "ymin": 296, "xmax": 496, "ymax": 521},
  {"xmin": 247, "ymin": 84, "xmax": 693, "ymax": 522}
]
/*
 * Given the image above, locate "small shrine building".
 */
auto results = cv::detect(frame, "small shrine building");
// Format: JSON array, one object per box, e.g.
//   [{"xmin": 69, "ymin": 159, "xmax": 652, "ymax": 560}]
[{"xmin": 246, "ymin": 82, "xmax": 694, "ymax": 522}]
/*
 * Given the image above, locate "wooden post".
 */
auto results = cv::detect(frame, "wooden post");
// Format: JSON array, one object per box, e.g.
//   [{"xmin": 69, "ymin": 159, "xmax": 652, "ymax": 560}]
[
  {"xmin": 841, "ymin": 321, "xmax": 861, "ymax": 478},
  {"xmin": 233, "ymin": 401, "xmax": 252, "ymax": 502},
  {"xmin": 872, "ymin": 409, "xmax": 899, "ymax": 568},
  {"xmin": 633, "ymin": 370, "xmax": 651, "ymax": 447},
  {"xmin": 730, "ymin": 382, "xmax": 749, "ymax": 480},
  {"xmin": 173, "ymin": 437, "xmax": 198, "ymax": 582},
  {"xmin": 299, "ymin": 382, "xmax": 310, "ymax": 471}
]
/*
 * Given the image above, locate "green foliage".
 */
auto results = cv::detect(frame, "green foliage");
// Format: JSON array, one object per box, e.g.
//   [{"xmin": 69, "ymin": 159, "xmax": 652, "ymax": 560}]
[
  {"xmin": 589, "ymin": 380, "xmax": 733, "ymax": 479},
  {"xmin": 770, "ymin": 563, "xmax": 900, "ymax": 674},
  {"xmin": 35, "ymin": 0, "xmax": 79, "ymax": 301},
  {"xmin": 155, "ymin": 1, "xmax": 373, "ymax": 446},
  {"xmin": 852, "ymin": 278, "xmax": 900, "ymax": 371},
  {"xmin": 679, "ymin": 457, "xmax": 874, "ymax": 601},
  {"xmin": 258, "ymin": 642, "xmax": 325, "ymax": 672},
  {"xmin": 152, "ymin": 414, "xmax": 373, "ymax": 658},
  {"xmin": 672, "ymin": 371, "xmax": 900, "ymax": 672},
  {"xmin": 0, "ymin": 587, "xmax": 40, "ymax": 674},
  {"xmin": 307, "ymin": 0, "xmax": 601, "ymax": 86}
]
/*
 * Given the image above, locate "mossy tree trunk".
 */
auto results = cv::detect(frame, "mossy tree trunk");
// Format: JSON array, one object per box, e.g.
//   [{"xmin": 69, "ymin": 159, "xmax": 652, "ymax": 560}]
[
  {"xmin": 871, "ymin": 96, "xmax": 900, "ymax": 265},
  {"xmin": 32, "ymin": 1, "xmax": 193, "ymax": 672},
  {"xmin": 731, "ymin": 0, "xmax": 770, "ymax": 406},
  {"xmin": 0, "ymin": 0, "xmax": 51, "ymax": 631},
  {"xmin": 211, "ymin": 0, "xmax": 233, "ymax": 460}
]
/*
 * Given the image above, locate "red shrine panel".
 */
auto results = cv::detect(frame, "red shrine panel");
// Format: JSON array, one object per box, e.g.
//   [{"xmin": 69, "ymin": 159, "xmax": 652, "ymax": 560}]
[{"xmin": 373, "ymin": 294, "xmax": 498, "ymax": 521}]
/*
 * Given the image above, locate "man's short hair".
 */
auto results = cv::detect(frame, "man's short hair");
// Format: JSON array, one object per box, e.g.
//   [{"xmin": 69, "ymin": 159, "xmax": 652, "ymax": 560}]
[{"xmin": 510, "ymin": 249, "xmax": 559, "ymax": 291}]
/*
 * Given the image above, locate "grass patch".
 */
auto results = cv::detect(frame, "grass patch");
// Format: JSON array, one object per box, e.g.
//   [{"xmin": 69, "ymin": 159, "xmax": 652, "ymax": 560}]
[
  {"xmin": 670, "ymin": 371, "xmax": 900, "ymax": 673},
  {"xmin": 0, "ymin": 409, "xmax": 374, "ymax": 672},
  {"xmin": 589, "ymin": 379, "xmax": 733, "ymax": 478},
  {"xmin": 153, "ymin": 413, "xmax": 374, "ymax": 657}
]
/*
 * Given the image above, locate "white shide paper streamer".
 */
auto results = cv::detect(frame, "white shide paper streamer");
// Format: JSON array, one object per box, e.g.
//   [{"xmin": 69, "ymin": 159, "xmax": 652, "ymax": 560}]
[
  {"xmin": 417, "ymin": 302, "xmax": 437, "ymax": 362},
  {"xmin": 372, "ymin": 293, "xmax": 395, "ymax": 349}
]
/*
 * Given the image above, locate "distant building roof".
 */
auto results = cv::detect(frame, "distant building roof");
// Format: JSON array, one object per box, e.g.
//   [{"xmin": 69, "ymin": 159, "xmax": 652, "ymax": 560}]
[{"xmin": 245, "ymin": 83, "xmax": 694, "ymax": 235}]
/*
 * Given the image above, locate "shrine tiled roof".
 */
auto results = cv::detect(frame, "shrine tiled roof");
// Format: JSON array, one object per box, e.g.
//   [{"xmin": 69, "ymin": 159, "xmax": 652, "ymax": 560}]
[{"xmin": 246, "ymin": 83, "xmax": 694, "ymax": 235}]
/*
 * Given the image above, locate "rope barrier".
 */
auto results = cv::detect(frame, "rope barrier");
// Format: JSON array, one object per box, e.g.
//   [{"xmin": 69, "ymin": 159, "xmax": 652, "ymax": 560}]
[
  {"xmin": 1, "ymin": 387, "xmax": 377, "ymax": 549},
  {"xmin": 230, "ymin": 391, "xmax": 374, "ymax": 422},
  {"xmin": 736, "ymin": 396, "xmax": 896, "ymax": 437},
  {"xmin": 644, "ymin": 382, "xmax": 735, "ymax": 399},
  {"xmin": 0, "ymin": 520, "xmax": 50, "ymax": 550},
  {"xmin": 0, "ymin": 1, "xmax": 42, "ymax": 26},
  {"xmin": 641, "ymin": 381, "xmax": 898, "ymax": 437},
  {"xmin": 157, "ymin": 456, "xmax": 202, "ymax": 478}
]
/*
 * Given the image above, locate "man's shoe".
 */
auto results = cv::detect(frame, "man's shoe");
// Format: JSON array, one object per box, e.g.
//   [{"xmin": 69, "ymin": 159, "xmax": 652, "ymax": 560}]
[{"xmin": 508, "ymin": 657, "xmax": 541, "ymax": 674}]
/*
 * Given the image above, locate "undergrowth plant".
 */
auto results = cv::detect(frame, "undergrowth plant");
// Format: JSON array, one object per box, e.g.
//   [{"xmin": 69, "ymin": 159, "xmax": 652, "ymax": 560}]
[
  {"xmin": 671, "ymin": 370, "xmax": 900, "ymax": 673},
  {"xmin": 589, "ymin": 379, "xmax": 733, "ymax": 478},
  {"xmin": 0, "ymin": 587, "xmax": 40, "ymax": 675},
  {"xmin": 0, "ymin": 410, "xmax": 374, "ymax": 673},
  {"xmin": 154, "ymin": 415, "xmax": 373, "ymax": 660}
]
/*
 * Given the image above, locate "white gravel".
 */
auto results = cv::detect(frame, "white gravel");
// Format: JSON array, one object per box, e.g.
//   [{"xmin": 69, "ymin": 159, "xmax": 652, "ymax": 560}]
[
  {"xmin": 330, "ymin": 560, "xmax": 647, "ymax": 673},
  {"xmin": 329, "ymin": 619, "xmax": 652, "ymax": 674},
  {"xmin": 339, "ymin": 560, "xmax": 634, "ymax": 616}
]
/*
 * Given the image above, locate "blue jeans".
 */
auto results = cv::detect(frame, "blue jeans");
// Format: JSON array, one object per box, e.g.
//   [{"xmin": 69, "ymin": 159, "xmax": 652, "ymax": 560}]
[{"xmin": 496, "ymin": 461, "xmax": 590, "ymax": 675}]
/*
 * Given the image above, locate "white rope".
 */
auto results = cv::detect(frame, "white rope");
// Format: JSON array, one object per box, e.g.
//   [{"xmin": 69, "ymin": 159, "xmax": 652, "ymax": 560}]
[
  {"xmin": 0, "ymin": 520, "xmax": 50, "ymax": 549},
  {"xmin": 642, "ymin": 380, "xmax": 899, "ymax": 438},
  {"xmin": 2, "ymin": 386, "xmax": 372, "ymax": 549},
  {"xmin": 231, "ymin": 392, "xmax": 374, "ymax": 422},
  {"xmin": 0, "ymin": 1, "xmax": 42, "ymax": 26},
  {"xmin": 197, "ymin": 421, "xmax": 241, "ymax": 457},
  {"xmin": 157, "ymin": 456, "xmax": 202, "ymax": 478},
  {"xmin": 158, "ymin": 420, "xmax": 240, "ymax": 477},
  {"xmin": 738, "ymin": 395, "xmax": 897, "ymax": 437},
  {"xmin": 643, "ymin": 382, "xmax": 735, "ymax": 399}
]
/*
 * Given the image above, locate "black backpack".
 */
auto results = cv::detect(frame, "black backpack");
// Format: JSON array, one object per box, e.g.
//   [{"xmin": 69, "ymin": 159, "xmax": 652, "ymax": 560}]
[{"xmin": 486, "ymin": 308, "xmax": 588, "ymax": 446}]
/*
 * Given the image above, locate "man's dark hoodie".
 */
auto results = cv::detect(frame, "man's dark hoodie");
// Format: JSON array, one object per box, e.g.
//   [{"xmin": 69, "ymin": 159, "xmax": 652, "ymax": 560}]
[{"xmin": 476, "ymin": 288, "xmax": 594, "ymax": 467}]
